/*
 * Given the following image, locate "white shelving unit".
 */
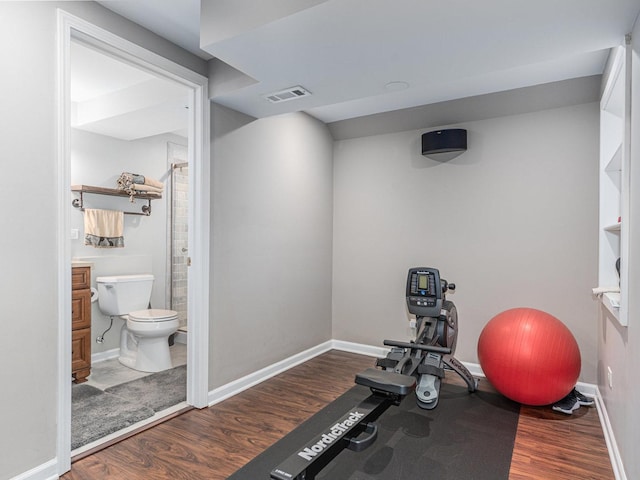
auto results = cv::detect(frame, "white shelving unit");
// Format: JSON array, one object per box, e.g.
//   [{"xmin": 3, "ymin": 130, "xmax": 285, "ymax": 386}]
[{"xmin": 598, "ymin": 40, "xmax": 631, "ymax": 326}]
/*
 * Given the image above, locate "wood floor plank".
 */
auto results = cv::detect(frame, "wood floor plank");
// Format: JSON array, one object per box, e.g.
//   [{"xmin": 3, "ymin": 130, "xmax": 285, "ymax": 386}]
[
  {"xmin": 509, "ymin": 404, "xmax": 614, "ymax": 479},
  {"xmin": 63, "ymin": 350, "xmax": 614, "ymax": 480}
]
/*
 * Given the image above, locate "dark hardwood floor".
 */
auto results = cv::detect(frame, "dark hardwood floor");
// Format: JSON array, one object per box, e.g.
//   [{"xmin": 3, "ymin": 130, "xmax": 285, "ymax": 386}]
[{"xmin": 63, "ymin": 350, "xmax": 614, "ymax": 480}]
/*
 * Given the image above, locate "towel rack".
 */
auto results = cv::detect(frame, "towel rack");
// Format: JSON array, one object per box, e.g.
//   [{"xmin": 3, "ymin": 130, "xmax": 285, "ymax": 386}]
[{"xmin": 71, "ymin": 185, "xmax": 160, "ymax": 216}]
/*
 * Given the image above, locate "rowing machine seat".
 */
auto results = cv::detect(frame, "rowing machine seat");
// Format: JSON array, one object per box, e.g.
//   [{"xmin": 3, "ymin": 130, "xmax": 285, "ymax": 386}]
[{"xmin": 355, "ymin": 368, "xmax": 416, "ymax": 396}]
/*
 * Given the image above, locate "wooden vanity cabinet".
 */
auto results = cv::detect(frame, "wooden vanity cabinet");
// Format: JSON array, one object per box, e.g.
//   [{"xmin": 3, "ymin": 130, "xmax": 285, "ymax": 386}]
[{"xmin": 72, "ymin": 266, "xmax": 92, "ymax": 383}]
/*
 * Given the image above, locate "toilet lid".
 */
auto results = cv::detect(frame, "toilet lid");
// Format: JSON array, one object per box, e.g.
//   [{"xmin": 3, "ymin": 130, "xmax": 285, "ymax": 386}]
[{"xmin": 128, "ymin": 308, "xmax": 178, "ymax": 322}]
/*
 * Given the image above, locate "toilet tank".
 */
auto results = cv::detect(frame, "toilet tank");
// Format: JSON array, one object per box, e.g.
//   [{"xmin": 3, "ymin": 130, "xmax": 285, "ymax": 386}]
[{"xmin": 96, "ymin": 274, "xmax": 154, "ymax": 316}]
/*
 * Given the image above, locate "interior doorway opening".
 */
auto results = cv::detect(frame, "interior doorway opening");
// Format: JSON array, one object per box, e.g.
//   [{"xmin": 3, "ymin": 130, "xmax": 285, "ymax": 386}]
[
  {"xmin": 68, "ymin": 37, "xmax": 192, "ymax": 455},
  {"xmin": 58, "ymin": 10, "xmax": 210, "ymax": 475}
]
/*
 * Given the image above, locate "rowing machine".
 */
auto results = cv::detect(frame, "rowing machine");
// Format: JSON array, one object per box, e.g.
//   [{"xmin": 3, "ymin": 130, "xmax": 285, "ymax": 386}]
[
  {"xmin": 381, "ymin": 267, "xmax": 478, "ymax": 409},
  {"xmin": 270, "ymin": 267, "xmax": 477, "ymax": 480}
]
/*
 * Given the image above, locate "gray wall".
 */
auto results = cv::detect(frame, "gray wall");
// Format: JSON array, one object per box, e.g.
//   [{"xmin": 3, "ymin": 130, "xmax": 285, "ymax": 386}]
[
  {"xmin": 332, "ymin": 103, "xmax": 600, "ymax": 383},
  {"xmin": 210, "ymin": 104, "xmax": 334, "ymax": 388},
  {"xmin": 0, "ymin": 2, "xmax": 205, "ymax": 479},
  {"xmin": 598, "ymin": 18, "xmax": 640, "ymax": 479},
  {"xmin": 0, "ymin": 4, "xmax": 59, "ymax": 478}
]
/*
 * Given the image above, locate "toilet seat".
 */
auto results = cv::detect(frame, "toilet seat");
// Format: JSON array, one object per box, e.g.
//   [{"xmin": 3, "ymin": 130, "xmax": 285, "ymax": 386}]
[{"xmin": 128, "ymin": 308, "xmax": 178, "ymax": 322}]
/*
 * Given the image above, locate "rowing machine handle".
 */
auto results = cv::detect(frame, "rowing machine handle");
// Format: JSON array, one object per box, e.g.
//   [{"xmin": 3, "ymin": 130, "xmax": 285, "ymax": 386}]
[{"xmin": 347, "ymin": 422, "xmax": 378, "ymax": 453}]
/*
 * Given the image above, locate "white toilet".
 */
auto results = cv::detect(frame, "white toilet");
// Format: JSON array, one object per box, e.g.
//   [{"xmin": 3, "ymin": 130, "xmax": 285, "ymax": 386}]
[{"xmin": 96, "ymin": 274, "xmax": 179, "ymax": 373}]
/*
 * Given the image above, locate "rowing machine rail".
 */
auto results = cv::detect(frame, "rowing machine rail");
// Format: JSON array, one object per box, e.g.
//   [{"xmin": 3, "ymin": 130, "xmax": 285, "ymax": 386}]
[{"xmin": 270, "ymin": 370, "xmax": 415, "ymax": 480}]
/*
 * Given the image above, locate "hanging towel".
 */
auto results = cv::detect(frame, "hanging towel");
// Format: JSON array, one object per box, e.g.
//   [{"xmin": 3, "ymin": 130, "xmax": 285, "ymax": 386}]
[{"xmin": 84, "ymin": 208, "xmax": 124, "ymax": 248}]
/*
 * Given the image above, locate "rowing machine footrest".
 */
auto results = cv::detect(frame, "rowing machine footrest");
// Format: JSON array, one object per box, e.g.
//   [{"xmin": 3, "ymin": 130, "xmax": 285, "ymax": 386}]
[
  {"xmin": 347, "ymin": 422, "xmax": 378, "ymax": 452},
  {"xmin": 355, "ymin": 368, "xmax": 416, "ymax": 396},
  {"xmin": 417, "ymin": 363, "xmax": 445, "ymax": 378}
]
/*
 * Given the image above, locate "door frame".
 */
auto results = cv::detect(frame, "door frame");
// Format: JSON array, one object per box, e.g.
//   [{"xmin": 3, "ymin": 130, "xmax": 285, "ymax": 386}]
[{"xmin": 56, "ymin": 10, "xmax": 210, "ymax": 474}]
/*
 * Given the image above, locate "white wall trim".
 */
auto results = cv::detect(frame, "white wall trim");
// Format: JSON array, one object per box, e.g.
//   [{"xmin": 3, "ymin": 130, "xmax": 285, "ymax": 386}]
[
  {"xmin": 595, "ymin": 387, "xmax": 628, "ymax": 480},
  {"xmin": 330, "ymin": 339, "xmax": 389, "ymax": 358},
  {"xmin": 91, "ymin": 348, "xmax": 119, "ymax": 364},
  {"xmin": 56, "ymin": 9, "xmax": 74, "ymax": 477},
  {"xmin": 330, "ymin": 339, "xmax": 487, "ymax": 378},
  {"xmin": 207, "ymin": 339, "xmax": 487, "ymax": 407},
  {"xmin": 462, "ymin": 361, "xmax": 485, "ymax": 378},
  {"xmin": 9, "ymin": 458, "xmax": 57, "ymax": 480},
  {"xmin": 56, "ymin": 9, "xmax": 210, "ymax": 477},
  {"xmin": 575, "ymin": 381, "xmax": 598, "ymax": 398},
  {"xmin": 208, "ymin": 341, "xmax": 333, "ymax": 406}
]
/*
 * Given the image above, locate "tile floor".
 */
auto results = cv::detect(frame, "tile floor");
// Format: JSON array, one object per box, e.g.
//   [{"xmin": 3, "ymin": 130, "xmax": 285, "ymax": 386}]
[{"xmin": 85, "ymin": 341, "xmax": 187, "ymax": 390}]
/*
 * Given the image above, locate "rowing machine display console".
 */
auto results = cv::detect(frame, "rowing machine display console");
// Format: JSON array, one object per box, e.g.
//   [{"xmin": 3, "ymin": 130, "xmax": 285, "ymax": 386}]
[{"xmin": 406, "ymin": 267, "xmax": 442, "ymax": 317}]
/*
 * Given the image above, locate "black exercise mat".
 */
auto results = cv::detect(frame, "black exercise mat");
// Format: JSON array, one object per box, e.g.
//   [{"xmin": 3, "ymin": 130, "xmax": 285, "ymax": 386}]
[{"xmin": 229, "ymin": 382, "xmax": 520, "ymax": 480}]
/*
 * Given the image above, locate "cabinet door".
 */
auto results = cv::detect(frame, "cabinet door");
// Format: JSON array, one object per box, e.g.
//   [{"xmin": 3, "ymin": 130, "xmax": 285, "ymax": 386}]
[
  {"xmin": 71, "ymin": 289, "xmax": 91, "ymax": 329},
  {"xmin": 72, "ymin": 327, "xmax": 91, "ymax": 382}
]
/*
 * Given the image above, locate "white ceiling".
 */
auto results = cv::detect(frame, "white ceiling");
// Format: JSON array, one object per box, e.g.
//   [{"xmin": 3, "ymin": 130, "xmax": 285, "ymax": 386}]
[
  {"xmin": 94, "ymin": 0, "xmax": 640, "ymax": 127},
  {"xmin": 70, "ymin": 41, "xmax": 189, "ymax": 140}
]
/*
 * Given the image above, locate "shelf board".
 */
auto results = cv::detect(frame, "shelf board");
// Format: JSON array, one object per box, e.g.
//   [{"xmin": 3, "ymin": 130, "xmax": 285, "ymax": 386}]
[
  {"xmin": 601, "ymin": 292, "xmax": 620, "ymax": 322},
  {"xmin": 603, "ymin": 222, "xmax": 621, "ymax": 232},
  {"xmin": 604, "ymin": 143, "xmax": 622, "ymax": 172},
  {"xmin": 71, "ymin": 184, "xmax": 162, "ymax": 200}
]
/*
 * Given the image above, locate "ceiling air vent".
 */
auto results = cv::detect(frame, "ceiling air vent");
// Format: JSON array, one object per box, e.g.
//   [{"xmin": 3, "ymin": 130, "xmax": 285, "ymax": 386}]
[{"xmin": 264, "ymin": 86, "xmax": 311, "ymax": 103}]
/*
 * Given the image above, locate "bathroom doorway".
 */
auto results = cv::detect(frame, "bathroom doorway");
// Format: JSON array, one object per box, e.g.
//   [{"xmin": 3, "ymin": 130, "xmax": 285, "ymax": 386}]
[
  {"xmin": 58, "ymin": 11, "xmax": 209, "ymax": 473},
  {"xmin": 68, "ymin": 37, "xmax": 191, "ymax": 454}
]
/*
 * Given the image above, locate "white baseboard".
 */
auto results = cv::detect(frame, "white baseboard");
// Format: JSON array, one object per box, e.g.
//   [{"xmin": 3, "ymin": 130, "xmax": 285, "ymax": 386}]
[
  {"xmin": 575, "ymin": 381, "xmax": 597, "ymax": 397},
  {"xmin": 91, "ymin": 348, "xmax": 120, "ymax": 364},
  {"xmin": 330, "ymin": 339, "xmax": 486, "ymax": 379},
  {"xmin": 9, "ymin": 458, "xmax": 57, "ymax": 480},
  {"xmin": 207, "ymin": 341, "xmax": 333, "ymax": 406},
  {"xmin": 594, "ymin": 387, "xmax": 627, "ymax": 480},
  {"xmin": 91, "ymin": 333, "xmax": 187, "ymax": 364},
  {"xmin": 206, "ymin": 339, "xmax": 486, "ymax": 407},
  {"xmin": 330, "ymin": 339, "xmax": 389, "ymax": 358}
]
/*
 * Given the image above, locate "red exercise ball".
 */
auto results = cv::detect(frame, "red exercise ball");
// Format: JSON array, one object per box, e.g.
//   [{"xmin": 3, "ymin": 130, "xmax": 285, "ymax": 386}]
[{"xmin": 477, "ymin": 308, "xmax": 581, "ymax": 406}]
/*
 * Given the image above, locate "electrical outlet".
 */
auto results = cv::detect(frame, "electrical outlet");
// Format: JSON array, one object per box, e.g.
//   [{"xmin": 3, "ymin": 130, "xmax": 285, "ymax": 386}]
[
  {"xmin": 70, "ymin": 228, "xmax": 79, "ymax": 240},
  {"xmin": 607, "ymin": 366, "xmax": 613, "ymax": 389}
]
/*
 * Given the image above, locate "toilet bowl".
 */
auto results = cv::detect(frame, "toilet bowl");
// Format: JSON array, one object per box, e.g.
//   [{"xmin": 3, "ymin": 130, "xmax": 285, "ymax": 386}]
[
  {"xmin": 119, "ymin": 309, "xmax": 179, "ymax": 372},
  {"xmin": 96, "ymin": 274, "xmax": 179, "ymax": 373}
]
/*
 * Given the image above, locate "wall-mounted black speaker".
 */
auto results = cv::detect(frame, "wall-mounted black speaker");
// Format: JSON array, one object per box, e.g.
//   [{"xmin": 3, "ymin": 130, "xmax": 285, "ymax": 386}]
[{"xmin": 421, "ymin": 129, "xmax": 467, "ymax": 156}]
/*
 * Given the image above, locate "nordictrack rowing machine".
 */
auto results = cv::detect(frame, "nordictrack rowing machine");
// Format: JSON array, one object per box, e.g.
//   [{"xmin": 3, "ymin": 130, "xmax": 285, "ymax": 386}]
[
  {"xmin": 382, "ymin": 267, "xmax": 478, "ymax": 409},
  {"xmin": 270, "ymin": 267, "xmax": 477, "ymax": 480}
]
